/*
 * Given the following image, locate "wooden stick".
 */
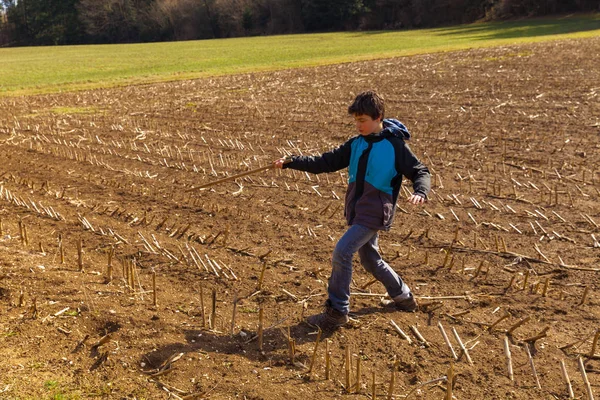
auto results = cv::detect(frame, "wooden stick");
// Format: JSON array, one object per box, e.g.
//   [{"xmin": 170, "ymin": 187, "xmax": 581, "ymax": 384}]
[
  {"xmin": 416, "ymin": 295, "xmax": 470, "ymax": 300},
  {"xmin": 578, "ymin": 356, "xmax": 595, "ymax": 400},
  {"xmin": 525, "ymin": 343, "xmax": 542, "ymax": 390},
  {"xmin": 258, "ymin": 305, "xmax": 264, "ymax": 351},
  {"xmin": 185, "ymin": 163, "xmax": 282, "ymax": 192},
  {"xmin": 503, "ymin": 336, "xmax": 514, "ymax": 381},
  {"xmin": 438, "ymin": 322, "xmax": 458, "ymax": 360},
  {"xmin": 390, "ymin": 319, "xmax": 412, "ymax": 344},
  {"xmin": 559, "ymin": 359, "xmax": 575, "ymax": 399},
  {"xmin": 361, "ymin": 278, "xmax": 378, "ymax": 290},
  {"xmin": 451, "ymin": 327, "xmax": 473, "ymax": 365},
  {"xmin": 387, "ymin": 357, "xmax": 397, "ymax": 400},
  {"xmin": 307, "ymin": 329, "xmax": 322, "ymax": 376}
]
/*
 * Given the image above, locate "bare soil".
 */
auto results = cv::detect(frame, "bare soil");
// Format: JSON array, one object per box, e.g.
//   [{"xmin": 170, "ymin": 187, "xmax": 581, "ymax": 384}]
[{"xmin": 0, "ymin": 37, "xmax": 599, "ymax": 400}]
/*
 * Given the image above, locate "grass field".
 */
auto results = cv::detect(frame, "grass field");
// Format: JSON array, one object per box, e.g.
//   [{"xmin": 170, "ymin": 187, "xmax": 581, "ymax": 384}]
[{"xmin": 1, "ymin": 14, "xmax": 599, "ymax": 96}]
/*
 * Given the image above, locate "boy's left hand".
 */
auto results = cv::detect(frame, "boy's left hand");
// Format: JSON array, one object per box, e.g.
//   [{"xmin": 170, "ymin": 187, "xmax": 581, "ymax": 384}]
[{"xmin": 408, "ymin": 193, "xmax": 426, "ymax": 205}]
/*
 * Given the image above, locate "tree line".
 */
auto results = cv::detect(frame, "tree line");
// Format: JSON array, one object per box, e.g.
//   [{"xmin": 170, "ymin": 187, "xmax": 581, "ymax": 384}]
[{"xmin": 0, "ymin": 0, "xmax": 598, "ymax": 47}]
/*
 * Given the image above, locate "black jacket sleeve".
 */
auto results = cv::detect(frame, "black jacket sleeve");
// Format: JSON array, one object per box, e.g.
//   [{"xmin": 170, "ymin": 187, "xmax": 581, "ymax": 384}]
[
  {"xmin": 396, "ymin": 142, "xmax": 431, "ymax": 198},
  {"xmin": 283, "ymin": 137, "xmax": 355, "ymax": 174}
]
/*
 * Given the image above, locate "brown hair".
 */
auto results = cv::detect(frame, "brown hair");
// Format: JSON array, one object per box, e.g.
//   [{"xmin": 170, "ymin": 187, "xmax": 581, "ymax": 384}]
[{"xmin": 348, "ymin": 90, "xmax": 385, "ymax": 120}]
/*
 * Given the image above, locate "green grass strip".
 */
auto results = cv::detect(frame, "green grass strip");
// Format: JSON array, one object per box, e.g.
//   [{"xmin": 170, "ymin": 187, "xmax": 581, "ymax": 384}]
[{"xmin": 1, "ymin": 14, "xmax": 598, "ymax": 96}]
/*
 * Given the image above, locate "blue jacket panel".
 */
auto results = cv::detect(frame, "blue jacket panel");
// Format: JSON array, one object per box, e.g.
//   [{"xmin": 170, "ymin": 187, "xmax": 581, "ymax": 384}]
[
  {"xmin": 284, "ymin": 118, "xmax": 430, "ymax": 231},
  {"xmin": 349, "ymin": 138, "xmax": 397, "ymax": 195}
]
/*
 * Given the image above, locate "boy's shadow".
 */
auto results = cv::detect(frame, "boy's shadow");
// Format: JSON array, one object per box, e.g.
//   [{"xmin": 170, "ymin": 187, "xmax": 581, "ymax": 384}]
[
  {"xmin": 140, "ymin": 304, "xmax": 410, "ymax": 372},
  {"xmin": 140, "ymin": 320, "xmax": 328, "ymax": 372}
]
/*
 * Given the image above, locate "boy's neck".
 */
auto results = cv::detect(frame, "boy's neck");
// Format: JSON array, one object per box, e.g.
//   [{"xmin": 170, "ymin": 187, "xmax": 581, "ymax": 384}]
[{"xmin": 372, "ymin": 121, "xmax": 384, "ymax": 135}]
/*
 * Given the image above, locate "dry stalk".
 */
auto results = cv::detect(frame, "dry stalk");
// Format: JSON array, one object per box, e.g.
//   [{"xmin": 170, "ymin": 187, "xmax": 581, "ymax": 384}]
[
  {"xmin": 230, "ymin": 292, "xmax": 238, "ymax": 336},
  {"xmin": 345, "ymin": 347, "xmax": 351, "ymax": 392},
  {"xmin": 438, "ymin": 322, "xmax": 458, "ymax": 360},
  {"xmin": 488, "ymin": 311, "xmax": 510, "ymax": 332},
  {"xmin": 307, "ymin": 328, "xmax": 322, "ymax": 376},
  {"xmin": 451, "ymin": 327, "xmax": 473, "ymax": 365},
  {"xmin": 152, "ymin": 270, "xmax": 157, "ymax": 307},
  {"xmin": 325, "ymin": 340, "xmax": 331, "ymax": 380},
  {"xmin": 578, "ymin": 356, "xmax": 595, "ymax": 400},
  {"xmin": 199, "ymin": 286, "xmax": 206, "ymax": 328},
  {"xmin": 410, "ymin": 325, "xmax": 430, "ymax": 347},
  {"xmin": 589, "ymin": 329, "xmax": 600, "ymax": 358},
  {"xmin": 559, "ymin": 359, "xmax": 575, "ymax": 399},
  {"xmin": 387, "ymin": 357, "xmax": 398, "ymax": 400},
  {"xmin": 579, "ymin": 286, "xmax": 590, "ymax": 306},
  {"xmin": 258, "ymin": 305, "xmax": 264, "ymax": 351},
  {"xmin": 390, "ymin": 319, "xmax": 412, "ymax": 344},
  {"xmin": 445, "ymin": 363, "xmax": 454, "ymax": 400},
  {"xmin": 525, "ymin": 343, "xmax": 542, "ymax": 390},
  {"xmin": 507, "ymin": 316, "xmax": 531, "ymax": 335},
  {"xmin": 210, "ymin": 289, "xmax": 217, "ymax": 330},
  {"xmin": 77, "ymin": 238, "xmax": 83, "ymax": 271},
  {"xmin": 355, "ymin": 355, "xmax": 361, "ymax": 393},
  {"xmin": 503, "ymin": 336, "xmax": 514, "ymax": 381}
]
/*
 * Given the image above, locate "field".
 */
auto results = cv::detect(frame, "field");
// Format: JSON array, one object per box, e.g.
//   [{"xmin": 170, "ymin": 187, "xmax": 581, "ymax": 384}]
[
  {"xmin": 1, "ymin": 15, "xmax": 599, "ymax": 96},
  {"xmin": 0, "ymin": 35, "xmax": 600, "ymax": 399}
]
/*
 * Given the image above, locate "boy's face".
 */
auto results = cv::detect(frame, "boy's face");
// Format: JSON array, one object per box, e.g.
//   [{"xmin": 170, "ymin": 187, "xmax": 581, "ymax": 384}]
[{"xmin": 353, "ymin": 114, "xmax": 383, "ymax": 136}]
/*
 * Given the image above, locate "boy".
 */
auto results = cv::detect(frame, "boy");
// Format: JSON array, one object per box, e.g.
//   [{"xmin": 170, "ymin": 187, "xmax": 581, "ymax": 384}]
[{"xmin": 273, "ymin": 91, "xmax": 430, "ymax": 331}]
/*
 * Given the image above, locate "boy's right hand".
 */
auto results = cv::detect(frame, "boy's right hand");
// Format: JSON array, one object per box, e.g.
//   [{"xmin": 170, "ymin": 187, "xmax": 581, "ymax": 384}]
[
  {"xmin": 407, "ymin": 193, "xmax": 427, "ymax": 205},
  {"xmin": 273, "ymin": 157, "xmax": 291, "ymax": 169}
]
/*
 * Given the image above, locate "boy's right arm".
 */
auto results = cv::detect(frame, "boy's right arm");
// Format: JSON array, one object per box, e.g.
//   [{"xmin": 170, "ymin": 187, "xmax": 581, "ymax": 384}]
[{"xmin": 273, "ymin": 138, "xmax": 354, "ymax": 174}]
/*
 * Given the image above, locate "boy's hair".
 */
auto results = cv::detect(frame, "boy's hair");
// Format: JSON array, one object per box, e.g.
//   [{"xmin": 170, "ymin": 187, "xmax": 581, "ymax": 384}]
[{"xmin": 348, "ymin": 91, "xmax": 385, "ymax": 120}]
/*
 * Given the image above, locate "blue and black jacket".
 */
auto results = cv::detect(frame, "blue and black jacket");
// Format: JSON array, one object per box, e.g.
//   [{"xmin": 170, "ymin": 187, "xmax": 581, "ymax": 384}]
[{"xmin": 283, "ymin": 119, "xmax": 431, "ymax": 231}]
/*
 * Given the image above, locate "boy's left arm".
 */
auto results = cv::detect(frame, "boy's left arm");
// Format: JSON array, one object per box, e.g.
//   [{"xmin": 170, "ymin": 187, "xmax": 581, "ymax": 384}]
[{"xmin": 397, "ymin": 143, "xmax": 431, "ymax": 200}]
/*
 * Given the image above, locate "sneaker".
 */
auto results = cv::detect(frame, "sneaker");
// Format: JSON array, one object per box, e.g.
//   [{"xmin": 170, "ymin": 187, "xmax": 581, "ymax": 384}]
[
  {"xmin": 306, "ymin": 304, "xmax": 349, "ymax": 331},
  {"xmin": 382, "ymin": 293, "xmax": 418, "ymax": 312}
]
